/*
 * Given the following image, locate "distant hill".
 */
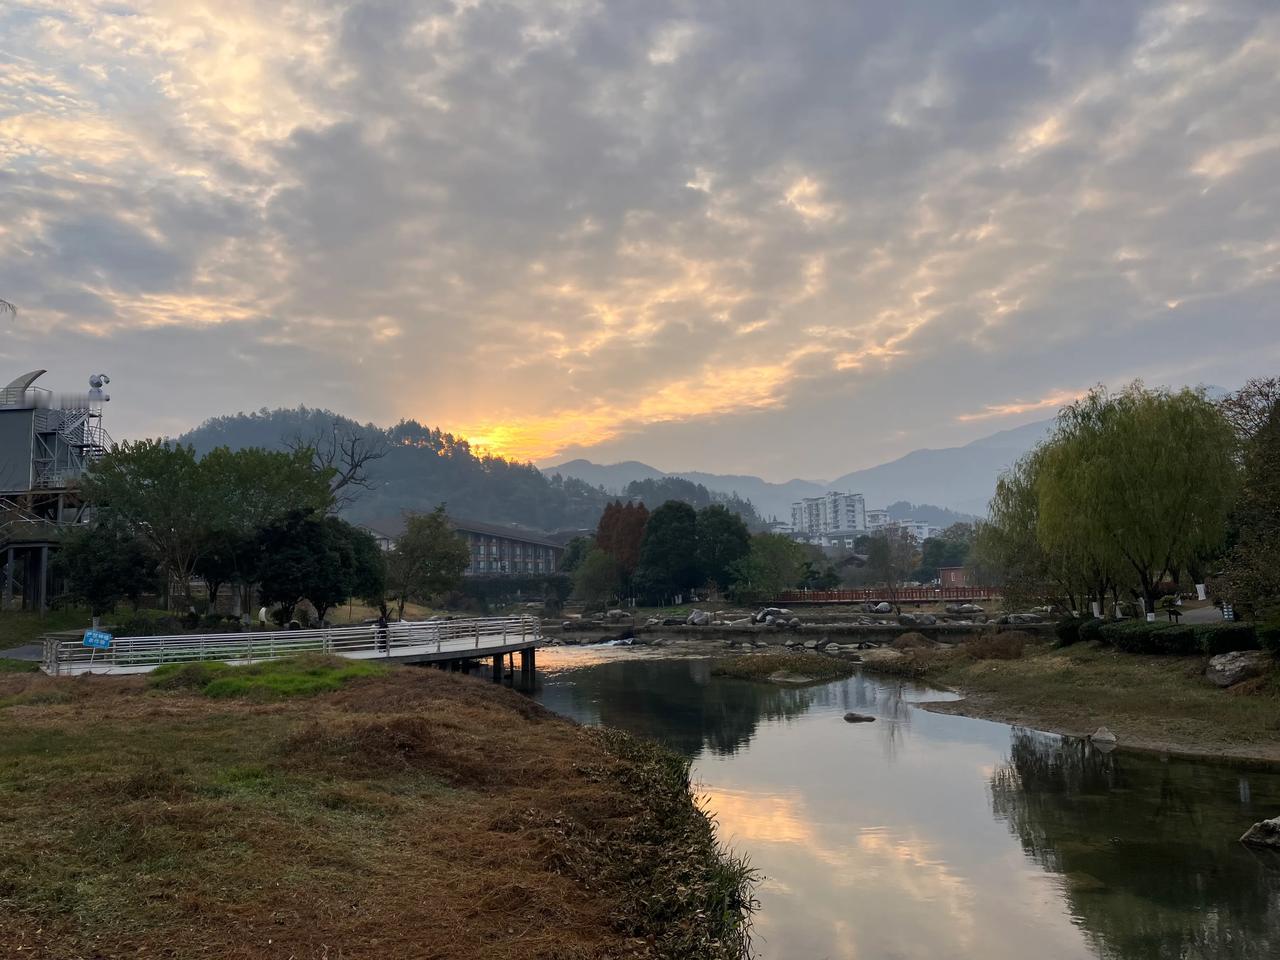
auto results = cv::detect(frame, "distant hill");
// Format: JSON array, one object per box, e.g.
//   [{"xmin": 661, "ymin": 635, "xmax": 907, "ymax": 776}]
[
  {"xmin": 826, "ymin": 418, "xmax": 1054, "ymax": 516},
  {"xmin": 180, "ymin": 408, "xmax": 612, "ymax": 532},
  {"xmin": 178, "ymin": 408, "xmax": 765, "ymax": 533},
  {"xmin": 544, "ymin": 417, "xmax": 1054, "ymax": 519}
]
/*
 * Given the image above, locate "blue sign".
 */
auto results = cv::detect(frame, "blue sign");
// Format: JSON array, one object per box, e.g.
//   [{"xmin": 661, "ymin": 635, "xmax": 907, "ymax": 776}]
[{"xmin": 83, "ymin": 629, "xmax": 113, "ymax": 649}]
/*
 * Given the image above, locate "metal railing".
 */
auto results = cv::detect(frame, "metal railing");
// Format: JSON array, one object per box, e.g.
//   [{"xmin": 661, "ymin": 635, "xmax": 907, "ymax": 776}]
[
  {"xmin": 775, "ymin": 587, "xmax": 1002, "ymax": 603},
  {"xmin": 41, "ymin": 616, "xmax": 540, "ymax": 676}
]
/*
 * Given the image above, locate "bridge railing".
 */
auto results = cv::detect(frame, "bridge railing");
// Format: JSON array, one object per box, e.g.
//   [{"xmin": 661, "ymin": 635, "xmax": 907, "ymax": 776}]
[
  {"xmin": 41, "ymin": 616, "xmax": 540, "ymax": 676},
  {"xmin": 775, "ymin": 587, "xmax": 1001, "ymax": 603}
]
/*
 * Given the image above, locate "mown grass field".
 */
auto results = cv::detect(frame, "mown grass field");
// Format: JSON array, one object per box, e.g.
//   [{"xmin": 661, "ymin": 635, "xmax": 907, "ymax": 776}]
[
  {"xmin": 870, "ymin": 638, "xmax": 1280, "ymax": 761},
  {"xmin": 0, "ymin": 656, "xmax": 754, "ymax": 960}
]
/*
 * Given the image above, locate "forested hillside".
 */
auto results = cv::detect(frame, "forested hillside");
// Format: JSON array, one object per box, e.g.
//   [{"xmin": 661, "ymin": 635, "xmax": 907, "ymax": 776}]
[{"xmin": 179, "ymin": 408, "xmax": 762, "ymax": 532}]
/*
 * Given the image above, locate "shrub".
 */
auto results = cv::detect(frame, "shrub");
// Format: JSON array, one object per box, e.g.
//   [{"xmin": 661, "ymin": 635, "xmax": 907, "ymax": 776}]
[
  {"xmin": 1258, "ymin": 622, "xmax": 1280, "ymax": 656},
  {"xmin": 1078, "ymin": 618, "xmax": 1105, "ymax": 642},
  {"xmin": 1053, "ymin": 617, "xmax": 1081, "ymax": 646},
  {"xmin": 966, "ymin": 631, "xmax": 1027, "ymax": 660},
  {"xmin": 1195, "ymin": 623, "xmax": 1259, "ymax": 656},
  {"xmin": 891, "ymin": 632, "xmax": 933, "ymax": 651},
  {"xmin": 149, "ymin": 661, "xmax": 231, "ymax": 690},
  {"xmin": 1100, "ymin": 621, "xmax": 1200, "ymax": 655}
]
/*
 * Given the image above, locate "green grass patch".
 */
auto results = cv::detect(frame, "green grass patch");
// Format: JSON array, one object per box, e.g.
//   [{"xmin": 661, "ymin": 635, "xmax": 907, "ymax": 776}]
[
  {"xmin": 149, "ymin": 655, "xmax": 385, "ymax": 700},
  {"xmin": 0, "ymin": 657, "xmax": 38, "ymax": 673},
  {"xmin": 711, "ymin": 652, "xmax": 855, "ymax": 682},
  {"xmin": 0, "ymin": 607, "xmax": 94, "ymax": 648},
  {"xmin": 873, "ymin": 639, "xmax": 1280, "ymax": 754}
]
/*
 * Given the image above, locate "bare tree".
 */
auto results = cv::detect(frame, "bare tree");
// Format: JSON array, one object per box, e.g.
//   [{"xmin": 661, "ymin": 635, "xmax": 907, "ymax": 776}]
[
  {"xmin": 286, "ymin": 421, "xmax": 388, "ymax": 510},
  {"xmin": 1, "ymin": 299, "xmax": 15, "ymax": 318}
]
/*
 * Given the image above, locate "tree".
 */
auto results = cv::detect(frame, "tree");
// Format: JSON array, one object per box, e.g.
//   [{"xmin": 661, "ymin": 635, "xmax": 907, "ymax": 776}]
[
  {"xmin": 196, "ymin": 446, "xmax": 334, "ymax": 609},
  {"xmin": 573, "ymin": 547, "xmax": 621, "ymax": 607},
  {"xmin": 559, "ymin": 536, "xmax": 593, "ymax": 574},
  {"xmin": 56, "ymin": 516, "xmax": 159, "ymax": 617},
  {"xmin": 254, "ymin": 510, "xmax": 329, "ymax": 624},
  {"xmin": 81, "ymin": 441, "xmax": 211, "ymax": 607},
  {"xmin": 385, "ymin": 506, "xmax": 470, "ymax": 619},
  {"xmin": 286, "ymin": 420, "xmax": 387, "ymax": 510},
  {"xmin": 634, "ymin": 501, "xmax": 702, "ymax": 603},
  {"xmin": 866, "ymin": 529, "xmax": 916, "ymax": 602},
  {"xmin": 1221, "ymin": 379, "xmax": 1280, "ymax": 616},
  {"xmin": 596, "ymin": 500, "xmax": 649, "ymax": 594},
  {"xmin": 1038, "ymin": 384, "xmax": 1237, "ymax": 613},
  {"xmin": 914, "ymin": 523, "xmax": 976, "ymax": 581},
  {"xmin": 346, "ymin": 524, "xmax": 388, "ymax": 611},
  {"xmin": 0, "ymin": 298, "xmax": 14, "ymax": 318},
  {"xmin": 730, "ymin": 533, "xmax": 806, "ymax": 601},
  {"xmin": 696, "ymin": 505, "xmax": 751, "ymax": 591}
]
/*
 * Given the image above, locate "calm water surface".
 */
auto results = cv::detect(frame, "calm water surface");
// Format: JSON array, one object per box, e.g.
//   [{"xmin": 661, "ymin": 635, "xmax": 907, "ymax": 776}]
[{"xmin": 534, "ymin": 647, "xmax": 1280, "ymax": 960}]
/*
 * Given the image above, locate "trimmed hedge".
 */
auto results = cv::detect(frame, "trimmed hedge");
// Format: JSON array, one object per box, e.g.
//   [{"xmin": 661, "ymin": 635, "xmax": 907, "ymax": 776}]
[
  {"xmin": 1078, "ymin": 618, "xmax": 1105, "ymax": 642},
  {"xmin": 1255, "ymin": 622, "xmax": 1280, "ymax": 656},
  {"xmin": 1195, "ymin": 623, "xmax": 1259, "ymax": 656},
  {"xmin": 1053, "ymin": 617, "xmax": 1081, "ymax": 646},
  {"xmin": 1097, "ymin": 620, "xmax": 1262, "ymax": 656}
]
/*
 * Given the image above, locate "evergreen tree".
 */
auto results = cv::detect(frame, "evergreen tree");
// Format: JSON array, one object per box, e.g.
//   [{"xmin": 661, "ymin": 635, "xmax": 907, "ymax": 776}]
[
  {"xmin": 696, "ymin": 505, "xmax": 751, "ymax": 591},
  {"xmin": 634, "ymin": 501, "xmax": 701, "ymax": 603}
]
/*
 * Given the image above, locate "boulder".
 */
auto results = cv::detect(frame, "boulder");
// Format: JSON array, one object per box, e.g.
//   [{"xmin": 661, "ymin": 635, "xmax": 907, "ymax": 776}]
[
  {"xmin": 788, "ymin": 617, "xmax": 802, "ymax": 628},
  {"xmin": 802, "ymin": 639, "xmax": 819, "ymax": 650},
  {"xmin": 898, "ymin": 612, "xmax": 937, "ymax": 626},
  {"xmin": 727, "ymin": 617, "xmax": 753, "ymax": 628},
  {"xmin": 873, "ymin": 601, "xmax": 893, "ymax": 614},
  {"xmin": 1206, "ymin": 650, "xmax": 1273, "ymax": 688},
  {"xmin": 997, "ymin": 612, "xmax": 1044, "ymax": 625},
  {"xmin": 1240, "ymin": 816, "xmax": 1280, "ymax": 849},
  {"xmin": 843, "ymin": 713, "xmax": 876, "ymax": 723},
  {"xmin": 1090, "ymin": 726, "xmax": 1118, "ymax": 745},
  {"xmin": 606, "ymin": 608, "xmax": 627, "ymax": 621}
]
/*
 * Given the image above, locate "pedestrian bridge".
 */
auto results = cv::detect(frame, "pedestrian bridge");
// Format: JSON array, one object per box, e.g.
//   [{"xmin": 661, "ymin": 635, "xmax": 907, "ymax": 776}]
[{"xmin": 41, "ymin": 616, "xmax": 542, "ymax": 677}]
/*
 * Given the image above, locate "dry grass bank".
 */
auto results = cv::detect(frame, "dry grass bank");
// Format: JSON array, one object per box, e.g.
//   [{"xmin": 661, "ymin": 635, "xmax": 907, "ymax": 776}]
[
  {"xmin": 0, "ymin": 658, "xmax": 754, "ymax": 959},
  {"xmin": 865, "ymin": 638, "xmax": 1280, "ymax": 762}
]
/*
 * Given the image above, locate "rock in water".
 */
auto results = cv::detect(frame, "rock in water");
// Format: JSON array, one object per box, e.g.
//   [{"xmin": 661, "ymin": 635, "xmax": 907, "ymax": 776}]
[
  {"xmin": 1206, "ymin": 650, "xmax": 1273, "ymax": 688},
  {"xmin": 843, "ymin": 712, "xmax": 876, "ymax": 723},
  {"xmin": 1090, "ymin": 726, "xmax": 1118, "ymax": 745},
  {"xmin": 1240, "ymin": 816, "xmax": 1280, "ymax": 848}
]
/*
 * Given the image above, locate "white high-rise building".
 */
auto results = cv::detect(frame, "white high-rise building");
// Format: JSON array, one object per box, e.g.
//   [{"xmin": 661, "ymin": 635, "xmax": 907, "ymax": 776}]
[{"xmin": 790, "ymin": 492, "xmax": 866, "ymax": 547}]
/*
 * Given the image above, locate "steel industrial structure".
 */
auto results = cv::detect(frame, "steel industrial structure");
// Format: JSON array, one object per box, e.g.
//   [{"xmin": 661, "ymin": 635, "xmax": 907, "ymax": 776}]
[{"xmin": 0, "ymin": 370, "xmax": 113, "ymax": 611}]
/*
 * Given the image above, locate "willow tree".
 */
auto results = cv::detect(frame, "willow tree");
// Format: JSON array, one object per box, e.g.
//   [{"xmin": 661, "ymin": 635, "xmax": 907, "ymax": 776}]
[
  {"xmin": 1220, "ymin": 378, "xmax": 1280, "ymax": 615},
  {"xmin": 1037, "ymin": 384, "xmax": 1236, "ymax": 614},
  {"xmin": 974, "ymin": 448, "xmax": 1090, "ymax": 609}
]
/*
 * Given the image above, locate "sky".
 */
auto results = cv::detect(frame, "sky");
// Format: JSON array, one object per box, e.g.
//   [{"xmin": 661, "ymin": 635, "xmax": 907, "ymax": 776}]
[{"xmin": 1, "ymin": 0, "xmax": 1278, "ymax": 483}]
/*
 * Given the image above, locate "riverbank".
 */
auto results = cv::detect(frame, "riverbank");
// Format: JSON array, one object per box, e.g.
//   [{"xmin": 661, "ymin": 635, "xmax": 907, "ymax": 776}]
[
  {"xmin": 0, "ymin": 656, "xmax": 754, "ymax": 959},
  {"xmin": 868, "ymin": 639, "xmax": 1280, "ymax": 763}
]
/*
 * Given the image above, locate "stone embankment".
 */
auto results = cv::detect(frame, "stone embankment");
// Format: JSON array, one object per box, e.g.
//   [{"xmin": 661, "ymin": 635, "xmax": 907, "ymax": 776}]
[{"xmin": 546, "ymin": 604, "xmax": 1054, "ymax": 653}]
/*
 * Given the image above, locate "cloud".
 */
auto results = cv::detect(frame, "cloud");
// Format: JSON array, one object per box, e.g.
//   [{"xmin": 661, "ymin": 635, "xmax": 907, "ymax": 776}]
[{"xmin": 1, "ymin": 0, "xmax": 1277, "ymax": 479}]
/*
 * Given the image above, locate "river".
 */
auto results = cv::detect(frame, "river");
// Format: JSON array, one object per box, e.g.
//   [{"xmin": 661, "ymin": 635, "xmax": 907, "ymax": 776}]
[{"xmin": 533, "ymin": 646, "xmax": 1280, "ymax": 960}]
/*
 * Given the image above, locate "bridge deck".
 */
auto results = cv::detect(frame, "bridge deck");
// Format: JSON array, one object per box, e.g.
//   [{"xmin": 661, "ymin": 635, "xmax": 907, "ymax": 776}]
[{"xmin": 41, "ymin": 616, "xmax": 543, "ymax": 676}]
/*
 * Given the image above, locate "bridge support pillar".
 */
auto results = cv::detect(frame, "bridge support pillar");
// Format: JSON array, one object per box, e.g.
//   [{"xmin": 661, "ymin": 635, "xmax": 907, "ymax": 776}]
[
  {"xmin": 520, "ymin": 648, "xmax": 534, "ymax": 681},
  {"xmin": 492, "ymin": 654, "xmax": 502, "ymax": 682},
  {"xmin": 2, "ymin": 547, "xmax": 13, "ymax": 609},
  {"xmin": 37, "ymin": 545, "xmax": 48, "ymax": 613}
]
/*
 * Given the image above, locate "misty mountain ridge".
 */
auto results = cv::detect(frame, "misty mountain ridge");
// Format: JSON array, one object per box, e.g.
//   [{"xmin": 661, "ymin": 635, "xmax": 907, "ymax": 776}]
[{"xmin": 545, "ymin": 416, "xmax": 1057, "ymax": 519}]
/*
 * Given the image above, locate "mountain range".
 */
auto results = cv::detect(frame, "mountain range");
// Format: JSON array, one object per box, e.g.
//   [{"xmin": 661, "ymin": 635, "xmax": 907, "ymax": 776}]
[{"xmin": 544, "ymin": 417, "xmax": 1055, "ymax": 520}]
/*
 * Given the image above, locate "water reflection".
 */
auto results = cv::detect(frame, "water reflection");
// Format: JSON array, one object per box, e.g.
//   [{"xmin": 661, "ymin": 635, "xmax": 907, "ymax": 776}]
[
  {"xmin": 536, "ymin": 650, "xmax": 1280, "ymax": 960},
  {"xmin": 992, "ymin": 729, "xmax": 1280, "ymax": 960}
]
